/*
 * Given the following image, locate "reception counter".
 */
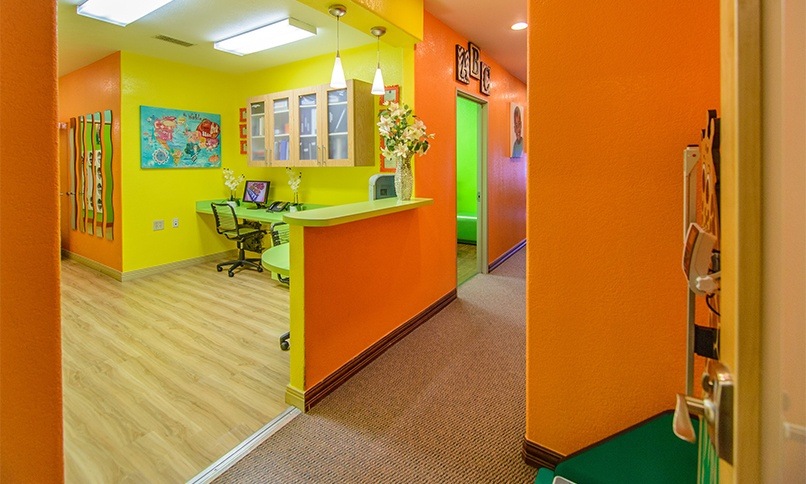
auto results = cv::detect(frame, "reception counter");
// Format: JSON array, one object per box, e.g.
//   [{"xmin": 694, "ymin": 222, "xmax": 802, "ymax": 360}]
[{"xmin": 282, "ymin": 198, "xmax": 433, "ymax": 227}]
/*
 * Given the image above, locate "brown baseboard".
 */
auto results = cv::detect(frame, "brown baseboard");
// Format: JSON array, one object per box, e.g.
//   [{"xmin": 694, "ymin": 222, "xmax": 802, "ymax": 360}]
[
  {"xmin": 488, "ymin": 239, "xmax": 526, "ymax": 272},
  {"xmin": 303, "ymin": 288, "xmax": 458, "ymax": 411},
  {"xmin": 522, "ymin": 437, "xmax": 563, "ymax": 469}
]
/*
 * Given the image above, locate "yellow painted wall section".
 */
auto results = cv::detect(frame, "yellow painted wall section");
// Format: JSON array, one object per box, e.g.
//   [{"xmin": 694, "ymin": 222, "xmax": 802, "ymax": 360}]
[
  {"xmin": 415, "ymin": 12, "xmax": 527, "ymax": 268},
  {"xmin": 525, "ymin": 1, "xmax": 720, "ymax": 454},
  {"xmin": 297, "ymin": 0, "xmax": 422, "ymax": 46},
  {"xmin": 120, "ymin": 52, "xmax": 242, "ymax": 272},
  {"xmin": 236, "ymin": 43, "xmax": 413, "ymax": 206},
  {"xmin": 352, "ymin": 0, "xmax": 423, "ymax": 40},
  {"xmin": 58, "ymin": 52, "xmax": 123, "ymax": 271},
  {"xmin": 0, "ymin": 2, "xmax": 64, "ymax": 481}
]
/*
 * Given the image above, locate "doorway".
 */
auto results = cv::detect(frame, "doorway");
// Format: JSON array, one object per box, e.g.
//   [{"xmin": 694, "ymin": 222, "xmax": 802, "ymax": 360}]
[{"xmin": 456, "ymin": 93, "xmax": 487, "ymax": 285}]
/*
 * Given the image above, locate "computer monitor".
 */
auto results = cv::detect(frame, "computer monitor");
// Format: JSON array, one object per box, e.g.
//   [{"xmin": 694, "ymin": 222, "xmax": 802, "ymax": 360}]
[{"xmin": 242, "ymin": 180, "xmax": 270, "ymax": 208}]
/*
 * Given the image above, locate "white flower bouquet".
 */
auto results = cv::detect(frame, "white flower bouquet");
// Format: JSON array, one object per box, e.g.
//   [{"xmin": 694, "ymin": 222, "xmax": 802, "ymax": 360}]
[
  {"xmin": 222, "ymin": 167, "xmax": 245, "ymax": 201},
  {"xmin": 378, "ymin": 102, "xmax": 434, "ymax": 165}
]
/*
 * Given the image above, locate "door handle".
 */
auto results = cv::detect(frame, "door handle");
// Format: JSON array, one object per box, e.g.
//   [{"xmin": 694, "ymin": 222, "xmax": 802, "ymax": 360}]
[{"xmin": 673, "ymin": 360, "xmax": 734, "ymax": 464}]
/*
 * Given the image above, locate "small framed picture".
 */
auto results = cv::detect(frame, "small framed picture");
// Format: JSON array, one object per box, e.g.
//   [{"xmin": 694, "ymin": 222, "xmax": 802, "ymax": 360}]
[
  {"xmin": 510, "ymin": 103, "xmax": 525, "ymax": 158},
  {"xmin": 240, "ymin": 139, "xmax": 247, "ymax": 155},
  {"xmin": 380, "ymin": 85, "xmax": 400, "ymax": 105},
  {"xmin": 239, "ymin": 124, "xmax": 247, "ymax": 139},
  {"xmin": 239, "ymin": 107, "xmax": 247, "ymax": 123},
  {"xmin": 469, "ymin": 42, "xmax": 481, "ymax": 80}
]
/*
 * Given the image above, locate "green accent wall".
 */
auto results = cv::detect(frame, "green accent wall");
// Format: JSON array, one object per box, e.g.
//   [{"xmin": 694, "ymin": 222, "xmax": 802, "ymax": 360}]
[{"xmin": 456, "ymin": 96, "xmax": 479, "ymax": 216}]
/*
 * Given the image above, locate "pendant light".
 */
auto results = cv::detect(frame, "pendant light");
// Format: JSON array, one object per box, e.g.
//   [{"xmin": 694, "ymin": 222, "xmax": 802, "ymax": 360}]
[
  {"xmin": 370, "ymin": 26, "xmax": 387, "ymax": 95},
  {"xmin": 329, "ymin": 4, "xmax": 347, "ymax": 89}
]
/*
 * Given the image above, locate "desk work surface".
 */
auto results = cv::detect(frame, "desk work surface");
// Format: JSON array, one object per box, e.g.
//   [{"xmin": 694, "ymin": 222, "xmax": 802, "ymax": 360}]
[
  {"xmin": 261, "ymin": 244, "xmax": 289, "ymax": 276},
  {"xmin": 282, "ymin": 198, "xmax": 433, "ymax": 227},
  {"xmin": 196, "ymin": 200, "xmax": 326, "ymax": 224}
]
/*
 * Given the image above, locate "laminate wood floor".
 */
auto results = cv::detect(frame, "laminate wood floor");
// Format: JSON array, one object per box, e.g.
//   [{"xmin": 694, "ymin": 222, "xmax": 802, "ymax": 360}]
[
  {"xmin": 61, "ymin": 257, "xmax": 291, "ymax": 483},
  {"xmin": 457, "ymin": 243, "xmax": 478, "ymax": 285}
]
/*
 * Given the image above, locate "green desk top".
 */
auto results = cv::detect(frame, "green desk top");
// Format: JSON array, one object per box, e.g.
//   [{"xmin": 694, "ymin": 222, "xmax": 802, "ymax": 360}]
[
  {"xmin": 195, "ymin": 200, "xmax": 326, "ymax": 224},
  {"xmin": 261, "ymin": 244, "xmax": 289, "ymax": 275},
  {"xmin": 282, "ymin": 197, "xmax": 433, "ymax": 227}
]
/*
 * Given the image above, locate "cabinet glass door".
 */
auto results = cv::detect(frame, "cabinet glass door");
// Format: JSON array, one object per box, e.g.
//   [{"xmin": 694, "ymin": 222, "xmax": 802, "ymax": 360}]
[
  {"xmin": 297, "ymin": 91, "xmax": 318, "ymax": 163},
  {"xmin": 249, "ymin": 100, "xmax": 266, "ymax": 163},
  {"xmin": 326, "ymin": 88, "xmax": 349, "ymax": 163},
  {"xmin": 272, "ymin": 97, "xmax": 290, "ymax": 162}
]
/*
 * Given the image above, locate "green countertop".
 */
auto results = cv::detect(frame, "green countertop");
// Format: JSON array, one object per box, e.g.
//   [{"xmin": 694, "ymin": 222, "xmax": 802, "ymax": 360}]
[
  {"xmin": 282, "ymin": 198, "xmax": 433, "ymax": 227},
  {"xmin": 195, "ymin": 200, "xmax": 326, "ymax": 224}
]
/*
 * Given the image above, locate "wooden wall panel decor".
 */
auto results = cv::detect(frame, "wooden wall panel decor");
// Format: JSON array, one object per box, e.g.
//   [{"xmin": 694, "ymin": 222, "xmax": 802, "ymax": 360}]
[{"xmin": 70, "ymin": 110, "xmax": 114, "ymax": 239}]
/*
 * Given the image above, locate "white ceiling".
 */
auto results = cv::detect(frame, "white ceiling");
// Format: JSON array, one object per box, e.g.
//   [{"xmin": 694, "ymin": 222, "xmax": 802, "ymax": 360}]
[{"xmin": 58, "ymin": 0, "xmax": 526, "ymax": 83}]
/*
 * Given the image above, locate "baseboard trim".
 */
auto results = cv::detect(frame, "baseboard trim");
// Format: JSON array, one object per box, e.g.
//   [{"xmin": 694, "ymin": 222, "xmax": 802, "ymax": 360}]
[
  {"xmin": 522, "ymin": 437, "xmax": 563, "ymax": 469},
  {"xmin": 488, "ymin": 239, "xmax": 526, "ymax": 272},
  {"xmin": 62, "ymin": 249, "xmax": 236, "ymax": 282},
  {"xmin": 303, "ymin": 288, "xmax": 458, "ymax": 411},
  {"xmin": 285, "ymin": 384, "xmax": 305, "ymax": 410},
  {"xmin": 61, "ymin": 250, "xmax": 123, "ymax": 281}
]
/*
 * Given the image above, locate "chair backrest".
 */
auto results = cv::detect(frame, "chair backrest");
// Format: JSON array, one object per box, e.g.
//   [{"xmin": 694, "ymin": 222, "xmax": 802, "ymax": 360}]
[
  {"xmin": 211, "ymin": 202, "xmax": 239, "ymax": 234},
  {"xmin": 270, "ymin": 222, "xmax": 290, "ymax": 246}
]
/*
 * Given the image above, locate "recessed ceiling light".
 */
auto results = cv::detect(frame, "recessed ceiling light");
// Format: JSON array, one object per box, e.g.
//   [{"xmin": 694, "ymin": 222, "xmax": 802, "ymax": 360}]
[
  {"xmin": 214, "ymin": 18, "xmax": 317, "ymax": 56},
  {"xmin": 511, "ymin": 22, "xmax": 528, "ymax": 31},
  {"xmin": 77, "ymin": 0, "xmax": 175, "ymax": 27}
]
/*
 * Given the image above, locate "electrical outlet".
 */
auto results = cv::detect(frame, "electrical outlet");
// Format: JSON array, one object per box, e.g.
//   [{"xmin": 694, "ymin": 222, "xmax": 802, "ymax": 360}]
[
  {"xmin": 153, "ymin": 219, "xmax": 164, "ymax": 231},
  {"xmin": 172, "ymin": 218, "xmax": 179, "ymax": 228}
]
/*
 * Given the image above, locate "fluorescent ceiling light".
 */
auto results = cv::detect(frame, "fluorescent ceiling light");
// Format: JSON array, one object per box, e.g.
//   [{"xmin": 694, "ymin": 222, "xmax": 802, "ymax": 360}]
[
  {"xmin": 511, "ymin": 22, "xmax": 528, "ymax": 31},
  {"xmin": 77, "ymin": 0, "xmax": 175, "ymax": 27},
  {"xmin": 214, "ymin": 18, "xmax": 317, "ymax": 56}
]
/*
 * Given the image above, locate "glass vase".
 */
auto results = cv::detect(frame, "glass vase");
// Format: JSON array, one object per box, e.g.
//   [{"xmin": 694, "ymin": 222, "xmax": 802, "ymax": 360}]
[{"xmin": 394, "ymin": 157, "xmax": 413, "ymax": 201}]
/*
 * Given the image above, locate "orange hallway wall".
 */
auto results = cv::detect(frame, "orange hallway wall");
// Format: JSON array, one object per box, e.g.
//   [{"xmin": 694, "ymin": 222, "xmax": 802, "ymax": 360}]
[
  {"xmin": 58, "ymin": 52, "xmax": 123, "ymax": 271},
  {"xmin": 415, "ymin": 12, "xmax": 527, "ymax": 268},
  {"xmin": 525, "ymin": 1, "xmax": 720, "ymax": 454},
  {"xmin": 0, "ymin": 2, "xmax": 64, "ymax": 482}
]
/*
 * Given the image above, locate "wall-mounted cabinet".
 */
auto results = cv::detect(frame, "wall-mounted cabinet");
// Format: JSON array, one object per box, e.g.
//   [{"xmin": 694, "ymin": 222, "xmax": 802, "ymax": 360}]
[{"xmin": 246, "ymin": 79, "xmax": 374, "ymax": 167}]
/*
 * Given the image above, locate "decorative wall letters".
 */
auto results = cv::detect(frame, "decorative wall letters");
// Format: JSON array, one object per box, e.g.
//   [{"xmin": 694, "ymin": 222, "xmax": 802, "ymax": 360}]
[{"xmin": 456, "ymin": 42, "xmax": 491, "ymax": 95}]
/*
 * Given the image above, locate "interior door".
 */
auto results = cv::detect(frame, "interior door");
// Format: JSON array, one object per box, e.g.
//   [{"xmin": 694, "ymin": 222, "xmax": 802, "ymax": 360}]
[
  {"xmin": 717, "ymin": 0, "xmax": 805, "ymax": 481},
  {"xmin": 760, "ymin": 0, "xmax": 806, "ymax": 481}
]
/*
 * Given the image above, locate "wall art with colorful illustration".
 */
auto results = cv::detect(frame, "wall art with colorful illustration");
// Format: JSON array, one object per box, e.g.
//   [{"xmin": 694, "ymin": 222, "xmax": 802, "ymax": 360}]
[{"xmin": 140, "ymin": 106, "xmax": 222, "ymax": 168}]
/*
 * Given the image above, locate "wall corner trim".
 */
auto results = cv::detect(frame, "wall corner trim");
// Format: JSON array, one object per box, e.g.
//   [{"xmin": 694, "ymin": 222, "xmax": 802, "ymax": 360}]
[
  {"xmin": 301, "ymin": 288, "xmax": 458, "ymax": 411},
  {"xmin": 489, "ymin": 239, "xmax": 526, "ymax": 272},
  {"xmin": 522, "ymin": 437, "xmax": 563, "ymax": 469}
]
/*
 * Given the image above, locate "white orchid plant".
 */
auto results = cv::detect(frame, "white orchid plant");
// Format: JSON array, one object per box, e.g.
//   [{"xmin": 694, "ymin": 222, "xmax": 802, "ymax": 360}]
[
  {"xmin": 378, "ymin": 102, "xmax": 434, "ymax": 166},
  {"xmin": 222, "ymin": 167, "xmax": 245, "ymax": 200},
  {"xmin": 286, "ymin": 167, "xmax": 302, "ymax": 204}
]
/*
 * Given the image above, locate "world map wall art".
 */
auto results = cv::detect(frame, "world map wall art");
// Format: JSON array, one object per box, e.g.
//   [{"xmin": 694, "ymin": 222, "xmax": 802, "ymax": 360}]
[{"xmin": 140, "ymin": 106, "xmax": 222, "ymax": 169}]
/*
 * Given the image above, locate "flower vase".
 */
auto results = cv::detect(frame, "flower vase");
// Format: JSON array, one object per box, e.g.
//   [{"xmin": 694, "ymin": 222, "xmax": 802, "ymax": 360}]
[{"xmin": 394, "ymin": 158, "xmax": 413, "ymax": 201}]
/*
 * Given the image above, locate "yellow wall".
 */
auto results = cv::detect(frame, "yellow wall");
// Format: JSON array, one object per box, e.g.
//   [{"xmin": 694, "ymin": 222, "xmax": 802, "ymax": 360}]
[
  {"xmin": 120, "ymin": 52, "xmax": 241, "ymax": 272},
  {"xmin": 0, "ymin": 2, "xmax": 64, "ymax": 481}
]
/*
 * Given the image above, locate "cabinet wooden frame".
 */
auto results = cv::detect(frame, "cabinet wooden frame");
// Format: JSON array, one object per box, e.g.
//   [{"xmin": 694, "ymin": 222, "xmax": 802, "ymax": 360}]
[{"xmin": 246, "ymin": 79, "xmax": 374, "ymax": 167}]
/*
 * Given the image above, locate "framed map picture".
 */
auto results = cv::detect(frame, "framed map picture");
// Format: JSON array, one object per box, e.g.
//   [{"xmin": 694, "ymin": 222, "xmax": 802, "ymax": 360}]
[{"xmin": 140, "ymin": 106, "xmax": 222, "ymax": 169}]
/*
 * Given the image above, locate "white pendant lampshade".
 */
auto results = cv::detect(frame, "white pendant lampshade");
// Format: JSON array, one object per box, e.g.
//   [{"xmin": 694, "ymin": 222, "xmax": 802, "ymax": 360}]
[
  {"xmin": 331, "ymin": 55, "xmax": 347, "ymax": 89},
  {"xmin": 370, "ymin": 26, "xmax": 387, "ymax": 95},
  {"xmin": 371, "ymin": 67, "xmax": 385, "ymax": 95},
  {"xmin": 329, "ymin": 5, "xmax": 347, "ymax": 89}
]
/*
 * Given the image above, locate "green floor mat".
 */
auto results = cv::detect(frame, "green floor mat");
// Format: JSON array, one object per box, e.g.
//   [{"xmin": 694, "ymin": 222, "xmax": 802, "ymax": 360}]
[{"xmin": 553, "ymin": 411, "xmax": 698, "ymax": 484}]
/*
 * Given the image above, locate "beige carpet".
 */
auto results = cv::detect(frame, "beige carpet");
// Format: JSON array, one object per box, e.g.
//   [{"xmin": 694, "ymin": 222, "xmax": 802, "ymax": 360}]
[{"xmin": 217, "ymin": 247, "xmax": 535, "ymax": 483}]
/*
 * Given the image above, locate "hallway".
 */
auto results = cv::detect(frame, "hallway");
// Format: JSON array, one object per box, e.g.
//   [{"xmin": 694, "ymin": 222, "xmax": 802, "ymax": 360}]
[{"xmin": 218, "ymin": 248, "xmax": 533, "ymax": 482}]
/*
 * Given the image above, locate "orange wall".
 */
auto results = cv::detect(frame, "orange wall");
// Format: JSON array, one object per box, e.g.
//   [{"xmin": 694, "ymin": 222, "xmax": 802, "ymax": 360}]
[
  {"xmin": 58, "ymin": 52, "xmax": 123, "ymax": 271},
  {"xmin": 415, "ymin": 12, "xmax": 527, "ymax": 268},
  {"xmin": 525, "ymin": 1, "xmax": 720, "ymax": 454},
  {"xmin": 0, "ymin": 2, "xmax": 64, "ymax": 482},
  {"xmin": 302, "ymin": 208, "xmax": 444, "ymax": 385}
]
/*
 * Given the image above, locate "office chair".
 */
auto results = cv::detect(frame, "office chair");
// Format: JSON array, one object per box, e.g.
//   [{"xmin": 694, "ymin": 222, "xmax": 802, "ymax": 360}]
[
  {"xmin": 270, "ymin": 221, "xmax": 291, "ymax": 350},
  {"xmin": 211, "ymin": 202, "xmax": 267, "ymax": 277}
]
